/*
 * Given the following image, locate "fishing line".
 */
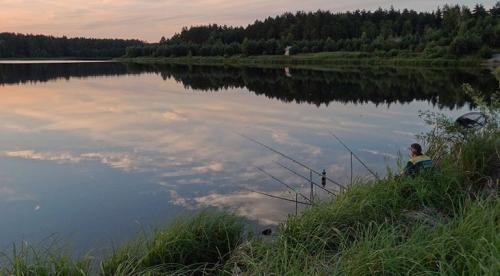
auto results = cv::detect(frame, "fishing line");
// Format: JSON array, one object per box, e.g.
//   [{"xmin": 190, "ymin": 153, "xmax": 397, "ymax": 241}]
[
  {"xmin": 275, "ymin": 161, "xmax": 336, "ymax": 196},
  {"xmin": 329, "ymin": 131, "xmax": 380, "ymax": 180},
  {"xmin": 238, "ymin": 133, "xmax": 345, "ymax": 189}
]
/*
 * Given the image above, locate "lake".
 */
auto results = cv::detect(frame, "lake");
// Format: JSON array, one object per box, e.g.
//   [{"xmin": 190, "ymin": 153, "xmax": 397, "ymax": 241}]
[{"xmin": 0, "ymin": 61, "xmax": 496, "ymax": 255}]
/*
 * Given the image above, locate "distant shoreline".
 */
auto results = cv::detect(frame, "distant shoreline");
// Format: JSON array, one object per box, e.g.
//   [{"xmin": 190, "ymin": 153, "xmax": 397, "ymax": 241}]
[
  {"xmin": 116, "ymin": 52, "xmax": 484, "ymax": 68},
  {"xmin": 0, "ymin": 60, "xmax": 112, "ymax": 64}
]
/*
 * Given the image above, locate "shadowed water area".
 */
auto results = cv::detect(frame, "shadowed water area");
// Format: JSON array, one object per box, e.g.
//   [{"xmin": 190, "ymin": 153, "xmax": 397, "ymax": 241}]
[{"xmin": 0, "ymin": 61, "xmax": 496, "ymax": 255}]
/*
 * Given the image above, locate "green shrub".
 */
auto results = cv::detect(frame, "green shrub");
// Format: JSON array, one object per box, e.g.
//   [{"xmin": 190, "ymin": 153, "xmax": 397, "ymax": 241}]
[
  {"xmin": 449, "ymin": 34, "xmax": 482, "ymax": 56},
  {"xmin": 478, "ymin": 46, "xmax": 493, "ymax": 58}
]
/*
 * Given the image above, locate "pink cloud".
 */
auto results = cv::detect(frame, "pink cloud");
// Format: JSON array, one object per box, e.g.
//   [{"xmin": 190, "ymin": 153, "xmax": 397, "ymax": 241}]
[{"xmin": 0, "ymin": 0, "xmax": 495, "ymax": 42}]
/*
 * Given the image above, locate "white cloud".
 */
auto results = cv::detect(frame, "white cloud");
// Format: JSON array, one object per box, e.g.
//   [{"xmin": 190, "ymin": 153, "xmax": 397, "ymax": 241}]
[
  {"xmin": 168, "ymin": 190, "xmax": 188, "ymax": 206},
  {"xmin": 3, "ymin": 150, "xmax": 138, "ymax": 171},
  {"xmin": 81, "ymin": 152, "xmax": 134, "ymax": 171},
  {"xmin": 168, "ymin": 189, "xmax": 300, "ymax": 225},
  {"xmin": 0, "ymin": 186, "xmax": 34, "ymax": 202},
  {"xmin": 163, "ymin": 111, "xmax": 186, "ymax": 122},
  {"xmin": 194, "ymin": 191, "xmax": 299, "ymax": 225},
  {"xmin": 392, "ymin": 130, "xmax": 415, "ymax": 137},
  {"xmin": 193, "ymin": 162, "xmax": 224, "ymax": 173},
  {"xmin": 359, "ymin": 148, "xmax": 397, "ymax": 159},
  {"xmin": 4, "ymin": 150, "xmax": 82, "ymax": 163},
  {"xmin": 271, "ymin": 130, "xmax": 322, "ymax": 157}
]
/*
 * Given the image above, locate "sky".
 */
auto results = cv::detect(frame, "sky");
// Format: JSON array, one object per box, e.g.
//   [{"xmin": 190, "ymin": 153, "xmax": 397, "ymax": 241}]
[{"xmin": 0, "ymin": 0, "xmax": 496, "ymax": 42}]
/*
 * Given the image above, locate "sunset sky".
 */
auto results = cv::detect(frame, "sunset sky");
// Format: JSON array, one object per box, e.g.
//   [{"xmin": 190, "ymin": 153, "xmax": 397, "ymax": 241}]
[{"xmin": 0, "ymin": 0, "xmax": 496, "ymax": 42}]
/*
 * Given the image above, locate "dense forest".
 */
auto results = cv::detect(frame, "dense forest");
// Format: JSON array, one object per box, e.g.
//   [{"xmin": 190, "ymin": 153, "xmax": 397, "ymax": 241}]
[
  {"xmin": 126, "ymin": 3, "xmax": 499, "ymax": 59},
  {"xmin": 0, "ymin": 33, "xmax": 144, "ymax": 58}
]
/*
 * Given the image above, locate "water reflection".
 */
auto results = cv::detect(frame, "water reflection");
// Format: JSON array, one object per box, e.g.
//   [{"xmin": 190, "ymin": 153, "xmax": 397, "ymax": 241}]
[
  {"xmin": 0, "ymin": 62, "xmax": 496, "ymax": 109},
  {"xmin": 0, "ymin": 62, "xmax": 495, "ymax": 254}
]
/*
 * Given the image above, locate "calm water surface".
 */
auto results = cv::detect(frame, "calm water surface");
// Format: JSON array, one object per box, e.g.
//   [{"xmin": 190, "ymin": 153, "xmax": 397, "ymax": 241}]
[{"xmin": 0, "ymin": 62, "xmax": 496, "ymax": 254}]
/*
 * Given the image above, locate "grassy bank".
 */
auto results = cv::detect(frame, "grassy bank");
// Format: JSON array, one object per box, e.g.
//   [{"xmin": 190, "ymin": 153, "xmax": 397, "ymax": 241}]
[
  {"xmin": 117, "ymin": 51, "xmax": 483, "ymax": 68},
  {"xmin": 231, "ymin": 118, "xmax": 499, "ymax": 274},
  {"xmin": 1, "ymin": 90, "xmax": 498, "ymax": 275}
]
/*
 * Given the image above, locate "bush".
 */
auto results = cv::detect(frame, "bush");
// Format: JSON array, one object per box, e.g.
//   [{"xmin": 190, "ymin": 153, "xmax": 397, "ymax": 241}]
[
  {"xmin": 423, "ymin": 44, "xmax": 448, "ymax": 58},
  {"xmin": 449, "ymin": 34, "xmax": 482, "ymax": 56},
  {"xmin": 478, "ymin": 45, "xmax": 493, "ymax": 58},
  {"xmin": 387, "ymin": 49, "xmax": 399, "ymax": 57}
]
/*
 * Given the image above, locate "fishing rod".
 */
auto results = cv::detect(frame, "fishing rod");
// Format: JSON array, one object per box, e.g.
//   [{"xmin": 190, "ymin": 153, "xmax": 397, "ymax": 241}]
[
  {"xmin": 275, "ymin": 162, "xmax": 336, "ymax": 196},
  {"xmin": 239, "ymin": 133, "xmax": 345, "ymax": 189},
  {"xmin": 329, "ymin": 132, "xmax": 380, "ymax": 181},
  {"xmin": 244, "ymin": 188, "xmax": 312, "ymax": 205},
  {"xmin": 255, "ymin": 166, "xmax": 312, "ymax": 203}
]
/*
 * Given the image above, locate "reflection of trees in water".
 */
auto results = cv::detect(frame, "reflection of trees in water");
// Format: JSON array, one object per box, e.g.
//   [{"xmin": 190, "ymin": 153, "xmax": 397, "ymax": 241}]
[
  {"xmin": 0, "ymin": 63, "xmax": 132, "ymax": 85},
  {"xmin": 1, "ymin": 62, "xmax": 496, "ymax": 110},
  {"xmin": 128, "ymin": 63, "xmax": 496, "ymax": 109}
]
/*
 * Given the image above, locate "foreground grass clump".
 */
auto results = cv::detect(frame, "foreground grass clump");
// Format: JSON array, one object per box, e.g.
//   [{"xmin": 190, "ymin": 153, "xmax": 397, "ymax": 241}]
[
  {"xmin": 100, "ymin": 211, "xmax": 245, "ymax": 275},
  {"xmin": 330, "ymin": 198, "xmax": 499, "ymax": 275},
  {"xmin": 0, "ymin": 242, "xmax": 92, "ymax": 276}
]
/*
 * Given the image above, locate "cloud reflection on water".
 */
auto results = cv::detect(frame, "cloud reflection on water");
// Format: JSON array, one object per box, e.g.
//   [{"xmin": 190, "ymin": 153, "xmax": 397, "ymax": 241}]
[
  {"xmin": 0, "ymin": 65, "xmax": 474, "ymax": 253},
  {"xmin": 0, "ymin": 186, "xmax": 35, "ymax": 202},
  {"xmin": 169, "ymin": 190, "xmax": 299, "ymax": 225}
]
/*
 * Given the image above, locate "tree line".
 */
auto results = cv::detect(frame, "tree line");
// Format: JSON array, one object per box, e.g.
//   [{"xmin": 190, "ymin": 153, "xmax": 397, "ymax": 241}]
[
  {"xmin": 0, "ymin": 33, "xmax": 144, "ymax": 58},
  {"xmin": 126, "ymin": 3, "xmax": 499, "ymax": 58}
]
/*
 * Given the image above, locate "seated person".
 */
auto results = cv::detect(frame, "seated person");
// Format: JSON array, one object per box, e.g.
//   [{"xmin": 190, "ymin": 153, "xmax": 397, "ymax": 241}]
[{"xmin": 401, "ymin": 143, "xmax": 433, "ymax": 177}]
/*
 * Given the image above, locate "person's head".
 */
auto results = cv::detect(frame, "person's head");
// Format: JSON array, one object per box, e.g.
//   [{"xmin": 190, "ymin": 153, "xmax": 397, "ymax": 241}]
[{"xmin": 409, "ymin": 143, "xmax": 423, "ymax": 157}]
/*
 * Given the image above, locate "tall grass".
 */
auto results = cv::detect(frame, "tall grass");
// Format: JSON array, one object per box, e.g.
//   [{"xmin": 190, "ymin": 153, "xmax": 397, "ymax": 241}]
[
  {"xmin": 232, "ymin": 197, "xmax": 499, "ymax": 275},
  {"xmin": 0, "ymin": 211, "xmax": 244, "ymax": 276},
  {"xmin": 100, "ymin": 210, "xmax": 245, "ymax": 275},
  {"xmin": 0, "ymin": 241, "xmax": 91, "ymax": 276},
  {"xmin": 330, "ymin": 198, "xmax": 499, "ymax": 275}
]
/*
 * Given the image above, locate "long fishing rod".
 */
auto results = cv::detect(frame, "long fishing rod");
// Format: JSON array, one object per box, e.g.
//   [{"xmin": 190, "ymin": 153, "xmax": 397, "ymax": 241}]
[
  {"xmin": 239, "ymin": 133, "xmax": 345, "ymax": 189},
  {"xmin": 329, "ymin": 132, "xmax": 380, "ymax": 181},
  {"xmin": 244, "ymin": 188, "xmax": 312, "ymax": 205},
  {"xmin": 255, "ymin": 166, "xmax": 312, "ymax": 203},
  {"xmin": 275, "ymin": 162, "xmax": 336, "ymax": 196}
]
